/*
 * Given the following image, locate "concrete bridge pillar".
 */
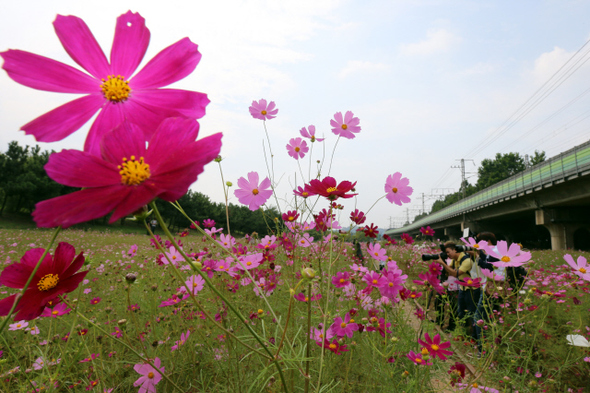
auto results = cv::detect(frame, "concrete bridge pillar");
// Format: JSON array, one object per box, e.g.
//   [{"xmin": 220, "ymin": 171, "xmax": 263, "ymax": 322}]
[
  {"xmin": 444, "ymin": 227, "xmax": 462, "ymax": 241},
  {"xmin": 535, "ymin": 209, "xmax": 575, "ymax": 250}
]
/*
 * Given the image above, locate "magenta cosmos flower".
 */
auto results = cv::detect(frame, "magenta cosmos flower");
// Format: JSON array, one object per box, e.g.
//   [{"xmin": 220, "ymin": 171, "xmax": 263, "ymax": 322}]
[
  {"xmin": 234, "ymin": 172, "xmax": 273, "ymax": 211},
  {"xmin": 330, "ymin": 111, "xmax": 361, "ymax": 139},
  {"xmin": 418, "ymin": 332, "xmax": 453, "ymax": 360},
  {"xmin": 420, "ymin": 226, "xmax": 435, "ymax": 236},
  {"xmin": 286, "ymin": 137, "xmax": 309, "ymax": 160},
  {"xmin": 306, "ymin": 176, "xmax": 357, "ymax": 201},
  {"xmin": 0, "ymin": 242, "xmax": 88, "ymax": 321},
  {"xmin": 33, "ymin": 118, "xmax": 222, "ymax": 228},
  {"xmin": 249, "ymin": 99, "xmax": 278, "ymax": 120},
  {"xmin": 300, "ymin": 125, "xmax": 324, "ymax": 142},
  {"xmin": 134, "ymin": 357, "xmax": 164, "ymax": 393},
  {"xmin": 384, "ymin": 172, "xmax": 413, "ymax": 206},
  {"xmin": 1, "ymin": 11, "xmax": 209, "ymax": 156}
]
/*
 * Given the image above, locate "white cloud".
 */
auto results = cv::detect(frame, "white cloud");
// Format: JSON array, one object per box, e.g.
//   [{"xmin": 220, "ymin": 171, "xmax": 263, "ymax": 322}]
[
  {"xmin": 531, "ymin": 46, "xmax": 573, "ymax": 83},
  {"xmin": 337, "ymin": 60, "xmax": 389, "ymax": 78},
  {"xmin": 399, "ymin": 28, "xmax": 460, "ymax": 56}
]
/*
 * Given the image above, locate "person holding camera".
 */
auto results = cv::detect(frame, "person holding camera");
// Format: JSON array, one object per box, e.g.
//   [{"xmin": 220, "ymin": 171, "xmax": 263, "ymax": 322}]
[{"xmin": 435, "ymin": 241, "xmax": 480, "ymax": 340}]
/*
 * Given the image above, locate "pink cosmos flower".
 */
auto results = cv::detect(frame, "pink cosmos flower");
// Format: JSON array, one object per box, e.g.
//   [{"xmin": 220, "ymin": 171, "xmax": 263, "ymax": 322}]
[
  {"xmin": 367, "ymin": 243, "xmax": 387, "ymax": 262},
  {"xmin": 461, "ymin": 237, "xmax": 487, "ymax": 250},
  {"xmin": 249, "ymin": 99, "xmax": 278, "ymax": 120},
  {"xmin": 332, "ymin": 272, "xmax": 351, "ymax": 288},
  {"xmin": 306, "ymin": 177, "xmax": 357, "ymax": 201},
  {"xmin": 299, "ymin": 125, "xmax": 324, "ymax": 142},
  {"xmin": 330, "ymin": 111, "xmax": 361, "ymax": 139},
  {"xmin": 563, "ymin": 254, "xmax": 590, "ymax": 281},
  {"xmin": 296, "ymin": 233, "xmax": 315, "ymax": 248},
  {"xmin": 329, "ymin": 313, "xmax": 359, "ymax": 338},
  {"xmin": 1, "ymin": 11, "xmax": 209, "ymax": 156},
  {"xmin": 363, "ymin": 271, "xmax": 386, "ymax": 291},
  {"xmin": 317, "ymin": 338, "xmax": 349, "ymax": 355},
  {"xmin": 0, "ymin": 242, "xmax": 88, "ymax": 321},
  {"xmin": 8, "ymin": 320, "xmax": 28, "ymax": 331},
  {"xmin": 217, "ymin": 233, "xmax": 236, "ymax": 249},
  {"xmin": 236, "ymin": 253, "xmax": 263, "ymax": 270},
  {"xmin": 234, "ymin": 172, "xmax": 273, "ymax": 211},
  {"xmin": 286, "ymin": 137, "xmax": 309, "ymax": 160},
  {"xmin": 184, "ymin": 275, "xmax": 205, "ymax": 295},
  {"xmin": 457, "ymin": 277, "xmax": 483, "ymax": 288},
  {"xmin": 384, "ymin": 172, "xmax": 413, "ymax": 206},
  {"xmin": 134, "ymin": 357, "xmax": 164, "ymax": 393},
  {"xmin": 294, "ymin": 293, "xmax": 322, "ymax": 302},
  {"xmin": 418, "ymin": 333, "xmax": 453, "ymax": 360},
  {"xmin": 407, "ymin": 350, "xmax": 432, "ymax": 366},
  {"xmin": 32, "ymin": 118, "xmax": 222, "ymax": 228},
  {"xmin": 171, "ymin": 330, "xmax": 190, "ymax": 352},
  {"xmin": 486, "ymin": 241, "xmax": 531, "ymax": 268},
  {"xmin": 366, "ymin": 317, "xmax": 392, "ymax": 337},
  {"xmin": 378, "ymin": 268, "xmax": 407, "ymax": 299},
  {"xmin": 310, "ymin": 326, "xmax": 334, "ymax": 341}
]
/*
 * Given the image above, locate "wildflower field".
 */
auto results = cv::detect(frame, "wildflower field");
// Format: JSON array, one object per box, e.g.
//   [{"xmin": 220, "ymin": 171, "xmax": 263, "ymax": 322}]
[
  {"xmin": 1, "ymin": 9, "xmax": 589, "ymax": 393},
  {"xmin": 0, "ymin": 226, "xmax": 589, "ymax": 393}
]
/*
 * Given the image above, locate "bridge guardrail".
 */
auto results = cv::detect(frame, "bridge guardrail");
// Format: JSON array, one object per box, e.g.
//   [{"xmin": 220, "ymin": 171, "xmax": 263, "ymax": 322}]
[{"xmin": 386, "ymin": 139, "xmax": 590, "ymax": 235}]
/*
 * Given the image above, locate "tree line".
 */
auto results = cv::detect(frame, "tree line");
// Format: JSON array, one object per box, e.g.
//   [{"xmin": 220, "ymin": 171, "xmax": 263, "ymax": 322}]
[
  {"xmin": 0, "ymin": 141, "xmax": 279, "ymax": 235},
  {"xmin": 413, "ymin": 151, "xmax": 546, "ymax": 221}
]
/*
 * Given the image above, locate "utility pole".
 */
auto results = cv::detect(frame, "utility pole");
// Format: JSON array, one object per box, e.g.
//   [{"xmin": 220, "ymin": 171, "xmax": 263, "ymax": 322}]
[
  {"xmin": 453, "ymin": 159, "xmax": 475, "ymax": 199},
  {"xmin": 422, "ymin": 192, "xmax": 425, "ymax": 215}
]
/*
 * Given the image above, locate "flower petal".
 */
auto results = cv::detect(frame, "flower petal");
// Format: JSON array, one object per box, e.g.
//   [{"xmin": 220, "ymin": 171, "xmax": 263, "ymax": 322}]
[
  {"xmin": 0, "ymin": 294, "xmax": 17, "ymax": 317},
  {"xmin": 110, "ymin": 11, "xmax": 150, "ymax": 77},
  {"xmin": 131, "ymin": 38, "xmax": 202, "ymax": 89},
  {"xmin": 22, "ymin": 95, "xmax": 103, "ymax": 143},
  {"xmin": 109, "ymin": 186, "xmax": 159, "ymax": 223},
  {"xmin": 1, "ymin": 50, "xmax": 98, "ymax": 93},
  {"xmin": 33, "ymin": 187, "xmax": 130, "ymax": 228},
  {"xmin": 45, "ymin": 149, "xmax": 119, "ymax": 188},
  {"xmin": 100, "ymin": 121, "xmax": 146, "ymax": 165},
  {"xmin": 53, "ymin": 14, "xmax": 110, "ymax": 78},
  {"xmin": 125, "ymin": 89, "xmax": 210, "ymax": 138},
  {"xmin": 84, "ymin": 102, "xmax": 126, "ymax": 156},
  {"xmin": 0, "ymin": 263, "xmax": 33, "ymax": 288}
]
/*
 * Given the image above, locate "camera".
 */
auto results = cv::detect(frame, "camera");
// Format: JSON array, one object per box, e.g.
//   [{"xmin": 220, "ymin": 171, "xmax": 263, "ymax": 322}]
[
  {"xmin": 421, "ymin": 244, "xmax": 448, "ymax": 262},
  {"xmin": 455, "ymin": 245, "xmax": 475, "ymax": 252}
]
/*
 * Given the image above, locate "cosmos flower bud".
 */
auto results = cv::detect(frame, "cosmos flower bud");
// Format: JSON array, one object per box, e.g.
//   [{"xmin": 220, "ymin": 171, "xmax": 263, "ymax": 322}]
[
  {"xmin": 125, "ymin": 273, "xmax": 137, "ymax": 283},
  {"xmin": 226, "ymin": 181, "xmax": 233, "ymax": 187},
  {"xmin": 214, "ymin": 155, "xmax": 223, "ymax": 162},
  {"xmin": 301, "ymin": 267, "xmax": 316, "ymax": 279},
  {"xmin": 117, "ymin": 319, "xmax": 127, "ymax": 326}
]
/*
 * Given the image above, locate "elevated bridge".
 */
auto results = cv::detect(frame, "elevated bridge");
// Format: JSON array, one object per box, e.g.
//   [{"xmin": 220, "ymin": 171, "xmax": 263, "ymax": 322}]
[{"xmin": 385, "ymin": 140, "xmax": 590, "ymax": 250}]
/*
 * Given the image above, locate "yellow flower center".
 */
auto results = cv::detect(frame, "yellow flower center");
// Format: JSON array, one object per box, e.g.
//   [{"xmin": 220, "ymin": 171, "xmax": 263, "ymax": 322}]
[
  {"xmin": 341, "ymin": 124, "xmax": 348, "ymax": 130},
  {"xmin": 246, "ymin": 261, "xmax": 252, "ymax": 266},
  {"xmin": 350, "ymin": 319, "xmax": 355, "ymax": 323},
  {"xmin": 392, "ymin": 187, "xmax": 398, "ymax": 193},
  {"xmin": 148, "ymin": 372, "xmax": 154, "ymax": 379},
  {"xmin": 100, "ymin": 75, "xmax": 130, "ymax": 102},
  {"xmin": 37, "ymin": 274, "xmax": 59, "ymax": 291},
  {"xmin": 388, "ymin": 282, "xmax": 394, "ymax": 287},
  {"xmin": 302, "ymin": 192, "xmax": 309, "ymax": 197},
  {"xmin": 329, "ymin": 343, "xmax": 337, "ymax": 349},
  {"xmin": 16, "ymin": 324, "xmax": 22, "ymax": 328},
  {"xmin": 431, "ymin": 344, "xmax": 439, "ymax": 351},
  {"xmin": 326, "ymin": 187, "xmax": 338, "ymax": 193},
  {"xmin": 467, "ymin": 280, "xmax": 473, "ymax": 285},
  {"xmin": 473, "ymin": 383, "xmax": 478, "ymax": 388},
  {"xmin": 252, "ymin": 189, "xmax": 259, "ymax": 195},
  {"xmin": 305, "ymin": 296, "xmax": 309, "ymax": 301},
  {"xmin": 372, "ymin": 279, "xmax": 378, "ymax": 284},
  {"xmin": 374, "ymin": 252, "xmax": 379, "ymax": 256},
  {"xmin": 295, "ymin": 147, "xmax": 300, "ymax": 152},
  {"xmin": 52, "ymin": 310, "xmax": 59, "ymax": 315},
  {"xmin": 579, "ymin": 267, "xmax": 587, "ymax": 273},
  {"xmin": 340, "ymin": 278, "xmax": 345, "ymax": 283},
  {"xmin": 341, "ymin": 322, "xmax": 347, "ymax": 328},
  {"xmin": 474, "ymin": 244, "xmax": 480, "ymax": 248},
  {"xmin": 311, "ymin": 136, "xmax": 316, "ymax": 142},
  {"xmin": 258, "ymin": 309, "xmax": 264, "ymax": 314},
  {"xmin": 415, "ymin": 358, "xmax": 422, "ymax": 363},
  {"xmin": 501, "ymin": 256, "xmax": 511, "ymax": 262},
  {"xmin": 261, "ymin": 110, "xmax": 267, "ymax": 115},
  {"xmin": 370, "ymin": 317, "xmax": 377, "ymax": 323},
  {"xmin": 118, "ymin": 156, "xmax": 151, "ymax": 186}
]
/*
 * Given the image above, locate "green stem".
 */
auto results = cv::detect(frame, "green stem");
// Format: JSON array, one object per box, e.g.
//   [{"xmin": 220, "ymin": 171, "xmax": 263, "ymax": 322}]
[
  {"xmin": 60, "ymin": 296, "xmax": 185, "ymax": 392},
  {"xmin": 150, "ymin": 201, "xmax": 290, "ymax": 392}
]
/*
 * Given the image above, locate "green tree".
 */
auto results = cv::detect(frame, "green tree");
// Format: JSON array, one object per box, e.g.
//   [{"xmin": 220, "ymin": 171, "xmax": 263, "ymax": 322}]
[
  {"xmin": 530, "ymin": 150, "xmax": 546, "ymax": 166},
  {"xmin": 476, "ymin": 152, "xmax": 526, "ymax": 190}
]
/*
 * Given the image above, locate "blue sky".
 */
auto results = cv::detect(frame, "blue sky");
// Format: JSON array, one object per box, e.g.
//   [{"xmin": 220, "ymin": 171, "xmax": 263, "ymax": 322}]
[{"xmin": 2, "ymin": 0, "xmax": 590, "ymax": 230}]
